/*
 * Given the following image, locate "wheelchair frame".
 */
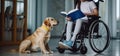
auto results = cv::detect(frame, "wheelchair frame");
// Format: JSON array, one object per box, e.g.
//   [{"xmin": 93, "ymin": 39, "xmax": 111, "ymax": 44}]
[{"xmin": 57, "ymin": 0, "xmax": 110, "ymax": 54}]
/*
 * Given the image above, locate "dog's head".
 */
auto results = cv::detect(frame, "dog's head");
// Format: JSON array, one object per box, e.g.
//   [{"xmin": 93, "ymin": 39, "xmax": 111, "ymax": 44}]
[{"xmin": 44, "ymin": 17, "xmax": 58, "ymax": 27}]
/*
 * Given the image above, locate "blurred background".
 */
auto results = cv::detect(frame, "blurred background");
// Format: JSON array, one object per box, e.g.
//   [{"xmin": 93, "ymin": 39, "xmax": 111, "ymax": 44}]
[{"xmin": 0, "ymin": 0, "xmax": 119, "ymax": 56}]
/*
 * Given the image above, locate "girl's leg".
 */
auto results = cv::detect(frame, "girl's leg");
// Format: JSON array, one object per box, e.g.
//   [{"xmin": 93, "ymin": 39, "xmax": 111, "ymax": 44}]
[
  {"xmin": 71, "ymin": 19, "xmax": 82, "ymax": 41},
  {"xmin": 61, "ymin": 19, "xmax": 82, "ymax": 49},
  {"xmin": 59, "ymin": 21, "xmax": 73, "ymax": 49},
  {"xmin": 66, "ymin": 21, "xmax": 73, "ymax": 41}
]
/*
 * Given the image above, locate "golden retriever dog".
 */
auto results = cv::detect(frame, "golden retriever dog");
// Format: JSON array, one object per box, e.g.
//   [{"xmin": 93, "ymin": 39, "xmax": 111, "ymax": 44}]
[{"xmin": 19, "ymin": 17, "xmax": 58, "ymax": 54}]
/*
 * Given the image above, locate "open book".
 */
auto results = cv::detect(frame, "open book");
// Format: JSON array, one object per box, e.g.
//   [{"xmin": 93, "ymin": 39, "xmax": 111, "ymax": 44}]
[{"xmin": 60, "ymin": 9, "xmax": 85, "ymax": 21}]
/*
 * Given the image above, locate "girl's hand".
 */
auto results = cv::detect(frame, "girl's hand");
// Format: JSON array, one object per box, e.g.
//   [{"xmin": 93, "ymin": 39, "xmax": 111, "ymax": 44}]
[
  {"xmin": 84, "ymin": 8, "xmax": 98, "ymax": 16},
  {"xmin": 84, "ymin": 13, "xmax": 93, "ymax": 16},
  {"xmin": 66, "ymin": 17, "xmax": 71, "ymax": 21}
]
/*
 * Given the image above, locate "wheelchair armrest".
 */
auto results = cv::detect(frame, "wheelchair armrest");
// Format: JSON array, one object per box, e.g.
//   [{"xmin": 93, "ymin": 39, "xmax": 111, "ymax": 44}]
[{"xmin": 87, "ymin": 15, "xmax": 101, "ymax": 19}]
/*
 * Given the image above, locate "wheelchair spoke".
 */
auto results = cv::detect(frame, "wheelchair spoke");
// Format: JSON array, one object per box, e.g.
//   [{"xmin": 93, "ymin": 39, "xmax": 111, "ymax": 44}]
[
  {"xmin": 89, "ymin": 20, "xmax": 110, "ymax": 53},
  {"xmin": 91, "ymin": 33, "xmax": 102, "ymax": 39}
]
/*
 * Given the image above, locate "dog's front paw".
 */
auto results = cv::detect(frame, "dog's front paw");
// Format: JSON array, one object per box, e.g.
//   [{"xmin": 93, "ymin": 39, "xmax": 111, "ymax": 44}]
[
  {"xmin": 24, "ymin": 50, "xmax": 31, "ymax": 54},
  {"xmin": 49, "ymin": 51, "xmax": 53, "ymax": 54},
  {"xmin": 43, "ymin": 51, "xmax": 50, "ymax": 54}
]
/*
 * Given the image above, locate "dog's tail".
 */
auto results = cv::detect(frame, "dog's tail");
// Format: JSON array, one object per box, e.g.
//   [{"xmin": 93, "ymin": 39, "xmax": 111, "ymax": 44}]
[{"xmin": 9, "ymin": 49, "xmax": 19, "ymax": 53}]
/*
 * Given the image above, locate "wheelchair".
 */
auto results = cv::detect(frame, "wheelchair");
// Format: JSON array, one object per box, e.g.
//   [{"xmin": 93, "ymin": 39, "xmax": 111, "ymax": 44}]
[{"xmin": 57, "ymin": 0, "xmax": 110, "ymax": 54}]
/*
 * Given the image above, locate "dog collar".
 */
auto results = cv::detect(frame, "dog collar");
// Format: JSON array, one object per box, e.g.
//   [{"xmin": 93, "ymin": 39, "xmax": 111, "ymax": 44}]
[{"xmin": 41, "ymin": 25, "xmax": 50, "ymax": 32}]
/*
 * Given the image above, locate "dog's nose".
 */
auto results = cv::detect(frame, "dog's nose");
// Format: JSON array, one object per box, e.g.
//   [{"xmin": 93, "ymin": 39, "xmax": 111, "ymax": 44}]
[{"xmin": 57, "ymin": 21, "xmax": 59, "ymax": 24}]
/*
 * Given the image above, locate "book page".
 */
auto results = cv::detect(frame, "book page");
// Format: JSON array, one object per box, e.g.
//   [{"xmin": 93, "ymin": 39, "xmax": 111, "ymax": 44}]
[
  {"xmin": 68, "ymin": 9, "xmax": 78, "ymax": 14},
  {"xmin": 60, "ymin": 11, "xmax": 68, "ymax": 15}
]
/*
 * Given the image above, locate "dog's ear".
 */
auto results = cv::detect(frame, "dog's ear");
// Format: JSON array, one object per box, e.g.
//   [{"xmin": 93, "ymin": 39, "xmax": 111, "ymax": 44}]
[{"xmin": 44, "ymin": 19, "xmax": 51, "ymax": 27}]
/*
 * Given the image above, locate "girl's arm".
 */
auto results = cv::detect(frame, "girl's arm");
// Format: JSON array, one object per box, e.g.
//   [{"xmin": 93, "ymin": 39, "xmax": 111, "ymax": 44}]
[{"xmin": 84, "ymin": 8, "xmax": 98, "ymax": 16}]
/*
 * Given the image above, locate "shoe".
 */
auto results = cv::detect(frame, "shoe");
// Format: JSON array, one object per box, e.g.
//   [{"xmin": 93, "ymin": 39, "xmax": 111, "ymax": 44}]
[
  {"xmin": 59, "ymin": 41, "xmax": 73, "ymax": 49},
  {"xmin": 59, "ymin": 41, "xmax": 68, "ymax": 48}
]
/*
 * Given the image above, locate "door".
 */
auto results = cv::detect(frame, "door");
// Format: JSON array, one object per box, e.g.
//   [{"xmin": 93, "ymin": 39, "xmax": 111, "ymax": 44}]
[{"xmin": 0, "ymin": 0, "xmax": 27, "ymax": 46}]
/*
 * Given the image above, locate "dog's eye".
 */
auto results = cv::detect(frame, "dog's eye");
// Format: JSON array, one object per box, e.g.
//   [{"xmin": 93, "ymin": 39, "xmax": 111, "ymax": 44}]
[{"xmin": 51, "ymin": 19, "xmax": 54, "ymax": 21}]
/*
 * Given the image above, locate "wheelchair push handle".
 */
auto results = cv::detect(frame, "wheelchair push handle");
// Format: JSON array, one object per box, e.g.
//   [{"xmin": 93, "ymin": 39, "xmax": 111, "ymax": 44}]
[{"xmin": 95, "ymin": 0, "xmax": 104, "ymax": 2}]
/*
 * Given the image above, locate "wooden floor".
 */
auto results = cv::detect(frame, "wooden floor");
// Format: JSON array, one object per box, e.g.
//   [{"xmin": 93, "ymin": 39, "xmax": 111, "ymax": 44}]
[{"xmin": 0, "ymin": 37, "xmax": 120, "ymax": 56}]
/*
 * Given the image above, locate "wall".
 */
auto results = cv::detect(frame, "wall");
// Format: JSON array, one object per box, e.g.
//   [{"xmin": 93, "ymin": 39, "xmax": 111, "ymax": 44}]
[
  {"xmin": 28, "ymin": 0, "xmax": 65, "ymax": 36},
  {"xmin": 116, "ymin": 0, "xmax": 120, "ymax": 37},
  {"xmin": 99, "ymin": 0, "xmax": 120, "ymax": 38},
  {"xmin": 47, "ymin": 0, "xmax": 65, "ymax": 36},
  {"xmin": 27, "ymin": 0, "xmax": 36, "ymax": 32}
]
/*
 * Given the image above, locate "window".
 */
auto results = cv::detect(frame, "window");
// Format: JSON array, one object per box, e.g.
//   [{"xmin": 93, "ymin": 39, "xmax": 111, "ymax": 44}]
[
  {"xmin": 116, "ymin": 0, "xmax": 120, "ymax": 35},
  {"xmin": 116, "ymin": 0, "xmax": 119, "ymax": 20}
]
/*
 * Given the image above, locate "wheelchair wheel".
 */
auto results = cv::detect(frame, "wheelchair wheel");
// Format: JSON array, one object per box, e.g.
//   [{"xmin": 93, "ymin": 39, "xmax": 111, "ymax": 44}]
[
  {"xmin": 70, "ymin": 43, "xmax": 78, "ymax": 53},
  {"xmin": 80, "ymin": 45, "xmax": 87, "ymax": 54},
  {"xmin": 89, "ymin": 20, "xmax": 110, "ymax": 53},
  {"xmin": 58, "ymin": 48, "xmax": 65, "ymax": 53}
]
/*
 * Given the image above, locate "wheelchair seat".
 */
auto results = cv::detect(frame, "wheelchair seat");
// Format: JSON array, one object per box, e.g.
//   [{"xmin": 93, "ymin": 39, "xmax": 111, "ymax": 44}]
[{"xmin": 78, "ymin": 15, "xmax": 100, "ymax": 36}]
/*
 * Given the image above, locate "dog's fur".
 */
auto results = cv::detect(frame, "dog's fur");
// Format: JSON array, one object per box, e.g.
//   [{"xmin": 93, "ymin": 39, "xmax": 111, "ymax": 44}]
[{"xmin": 19, "ymin": 17, "xmax": 58, "ymax": 54}]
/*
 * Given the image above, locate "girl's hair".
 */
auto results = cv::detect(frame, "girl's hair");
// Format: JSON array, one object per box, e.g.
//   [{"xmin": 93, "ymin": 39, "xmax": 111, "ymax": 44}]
[{"xmin": 74, "ymin": 0, "xmax": 80, "ymax": 9}]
